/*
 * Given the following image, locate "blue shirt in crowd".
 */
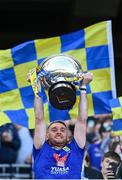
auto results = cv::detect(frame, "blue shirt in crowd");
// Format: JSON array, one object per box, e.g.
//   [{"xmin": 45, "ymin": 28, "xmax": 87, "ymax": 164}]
[{"xmin": 88, "ymin": 142, "xmax": 102, "ymax": 171}]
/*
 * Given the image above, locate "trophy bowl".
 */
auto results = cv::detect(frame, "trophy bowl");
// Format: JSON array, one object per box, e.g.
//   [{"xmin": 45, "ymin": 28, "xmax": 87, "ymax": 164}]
[{"xmin": 37, "ymin": 54, "xmax": 83, "ymax": 110}]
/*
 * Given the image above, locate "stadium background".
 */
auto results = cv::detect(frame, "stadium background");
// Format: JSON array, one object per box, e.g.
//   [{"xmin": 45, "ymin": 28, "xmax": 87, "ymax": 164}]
[{"xmin": 0, "ymin": 1, "xmax": 122, "ymax": 178}]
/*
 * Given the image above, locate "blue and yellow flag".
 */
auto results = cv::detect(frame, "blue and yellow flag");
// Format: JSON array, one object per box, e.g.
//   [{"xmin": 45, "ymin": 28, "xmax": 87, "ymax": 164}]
[
  {"xmin": 0, "ymin": 21, "xmax": 116, "ymax": 129},
  {"xmin": 109, "ymin": 97, "xmax": 122, "ymax": 136}
]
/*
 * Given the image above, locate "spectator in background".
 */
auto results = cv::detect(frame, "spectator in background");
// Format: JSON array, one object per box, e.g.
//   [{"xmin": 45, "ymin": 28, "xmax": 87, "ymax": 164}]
[
  {"xmin": 0, "ymin": 123, "xmax": 21, "ymax": 164},
  {"xmin": 88, "ymin": 122, "xmax": 112, "ymax": 170},
  {"xmin": 112, "ymin": 135, "xmax": 121, "ymax": 143},
  {"xmin": 88, "ymin": 132, "xmax": 102, "ymax": 171},
  {"xmin": 83, "ymin": 151, "xmax": 103, "ymax": 179},
  {"xmin": 101, "ymin": 151, "xmax": 121, "ymax": 180},
  {"xmin": 94, "ymin": 120, "xmax": 101, "ymax": 139},
  {"xmin": 88, "ymin": 121, "xmax": 112, "ymax": 171},
  {"xmin": 99, "ymin": 122, "xmax": 112, "ymax": 153},
  {"xmin": 109, "ymin": 141, "xmax": 122, "ymax": 160},
  {"xmin": 15, "ymin": 124, "xmax": 33, "ymax": 164},
  {"xmin": 86, "ymin": 118, "xmax": 96, "ymax": 144}
]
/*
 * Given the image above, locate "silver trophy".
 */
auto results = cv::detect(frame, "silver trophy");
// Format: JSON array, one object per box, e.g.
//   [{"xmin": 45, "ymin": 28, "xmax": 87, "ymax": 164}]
[{"xmin": 37, "ymin": 54, "xmax": 83, "ymax": 110}]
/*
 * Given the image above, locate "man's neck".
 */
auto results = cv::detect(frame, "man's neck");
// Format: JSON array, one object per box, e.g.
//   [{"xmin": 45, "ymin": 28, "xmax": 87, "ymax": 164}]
[
  {"xmin": 53, "ymin": 146, "xmax": 63, "ymax": 150},
  {"xmin": 48, "ymin": 141, "xmax": 66, "ymax": 150}
]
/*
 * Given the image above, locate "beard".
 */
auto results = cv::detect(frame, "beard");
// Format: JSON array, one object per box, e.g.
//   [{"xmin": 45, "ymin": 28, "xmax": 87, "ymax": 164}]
[{"xmin": 48, "ymin": 136, "xmax": 67, "ymax": 148}]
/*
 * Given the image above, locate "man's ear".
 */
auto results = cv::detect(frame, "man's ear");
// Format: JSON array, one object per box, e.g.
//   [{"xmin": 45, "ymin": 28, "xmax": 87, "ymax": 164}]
[{"xmin": 46, "ymin": 132, "xmax": 49, "ymax": 140}]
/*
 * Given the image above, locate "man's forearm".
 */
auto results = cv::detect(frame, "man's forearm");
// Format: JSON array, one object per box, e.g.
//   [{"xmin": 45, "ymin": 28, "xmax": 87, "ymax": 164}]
[
  {"xmin": 78, "ymin": 72, "xmax": 93, "ymax": 122},
  {"xmin": 78, "ymin": 92, "xmax": 88, "ymax": 123},
  {"xmin": 34, "ymin": 96, "xmax": 46, "ymax": 148},
  {"xmin": 34, "ymin": 96, "xmax": 44, "ymax": 123},
  {"xmin": 74, "ymin": 72, "xmax": 92, "ymax": 148}
]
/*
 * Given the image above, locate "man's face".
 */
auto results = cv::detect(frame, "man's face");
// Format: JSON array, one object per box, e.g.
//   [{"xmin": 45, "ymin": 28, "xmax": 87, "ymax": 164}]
[
  {"xmin": 102, "ymin": 157, "xmax": 118, "ymax": 169},
  {"xmin": 102, "ymin": 131, "xmax": 111, "ymax": 139},
  {"xmin": 47, "ymin": 122, "xmax": 68, "ymax": 147}
]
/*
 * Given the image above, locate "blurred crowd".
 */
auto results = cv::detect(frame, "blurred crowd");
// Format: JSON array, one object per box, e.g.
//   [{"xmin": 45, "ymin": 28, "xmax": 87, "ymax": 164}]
[
  {"xmin": 66, "ymin": 114, "xmax": 122, "ymax": 179},
  {"xmin": 0, "ymin": 114, "xmax": 122, "ymax": 179},
  {"xmin": 0, "ymin": 123, "xmax": 33, "ymax": 165}
]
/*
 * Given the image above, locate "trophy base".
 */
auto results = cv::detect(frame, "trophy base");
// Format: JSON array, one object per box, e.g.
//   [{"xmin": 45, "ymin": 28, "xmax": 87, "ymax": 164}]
[{"xmin": 48, "ymin": 82, "xmax": 76, "ymax": 110}]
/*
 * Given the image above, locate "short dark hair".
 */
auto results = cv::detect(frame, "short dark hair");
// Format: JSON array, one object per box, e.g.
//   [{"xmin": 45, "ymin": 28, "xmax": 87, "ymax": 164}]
[
  {"xmin": 102, "ymin": 151, "xmax": 121, "ymax": 164},
  {"xmin": 47, "ymin": 120, "xmax": 67, "ymax": 130}
]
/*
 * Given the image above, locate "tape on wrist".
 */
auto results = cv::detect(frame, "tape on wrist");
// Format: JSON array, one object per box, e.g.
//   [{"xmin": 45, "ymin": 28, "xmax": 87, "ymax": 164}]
[
  {"xmin": 80, "ymin": 85, "xmax": 87, "ymax": 94},
  {"xmin": 79, "ymin": 85, "xmax": 86, "ymax": 91}
]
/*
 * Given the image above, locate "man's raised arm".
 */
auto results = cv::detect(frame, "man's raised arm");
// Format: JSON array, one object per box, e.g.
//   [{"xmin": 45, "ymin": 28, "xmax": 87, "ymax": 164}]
[
  {"xmin": 34, "ymin": 92, "xmax": 47, "ymax": 149},
  {"xmin": 74, "ymin": 72, "xmax": 93, "ymax": 148},
  {"xmin": 27, "ymin": 71, "xmax": 47, "ymax": 149}
]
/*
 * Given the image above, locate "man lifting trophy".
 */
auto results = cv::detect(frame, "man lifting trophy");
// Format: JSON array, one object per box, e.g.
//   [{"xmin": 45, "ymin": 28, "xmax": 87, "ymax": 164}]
[{"xmin": 27, "ymin": 54, "xmax": 84, "ymax": 110}]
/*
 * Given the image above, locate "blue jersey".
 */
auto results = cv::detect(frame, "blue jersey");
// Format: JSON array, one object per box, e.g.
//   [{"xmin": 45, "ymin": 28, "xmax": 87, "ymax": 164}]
[{"xmin": 33, "ymin": 138, "xmax": 85, "ymax": 179}]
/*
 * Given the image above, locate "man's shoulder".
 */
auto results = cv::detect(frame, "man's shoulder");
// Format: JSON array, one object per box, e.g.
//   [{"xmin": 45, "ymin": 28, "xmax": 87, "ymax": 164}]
[
  {"xmin": 66, "ymin": 138, "xmax": 85, "ymax": 152},
  {"xmin": 33, "ymin": 141, "xmax": 49, "ymax": 151},
  {"xmin": 84, "ymin": 166, "xmax": 103, "ymax": 179}
]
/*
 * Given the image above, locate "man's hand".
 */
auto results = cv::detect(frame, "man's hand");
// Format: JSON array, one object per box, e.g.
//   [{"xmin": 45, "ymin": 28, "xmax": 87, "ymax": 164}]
[
  {"xmin": 26, "ymin": 68, "xmax": 36, "ymax": 83},
  {"xmin": 26, "ymin": 72, "xmax": 31, "ymax": 83},
  {"xmin": 81, "ymin": 72, "xmax": 93, "ymax": 86},
  {"xmin": 102, "ymin": 168, "xmax": 115, "ymax": 179}
]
